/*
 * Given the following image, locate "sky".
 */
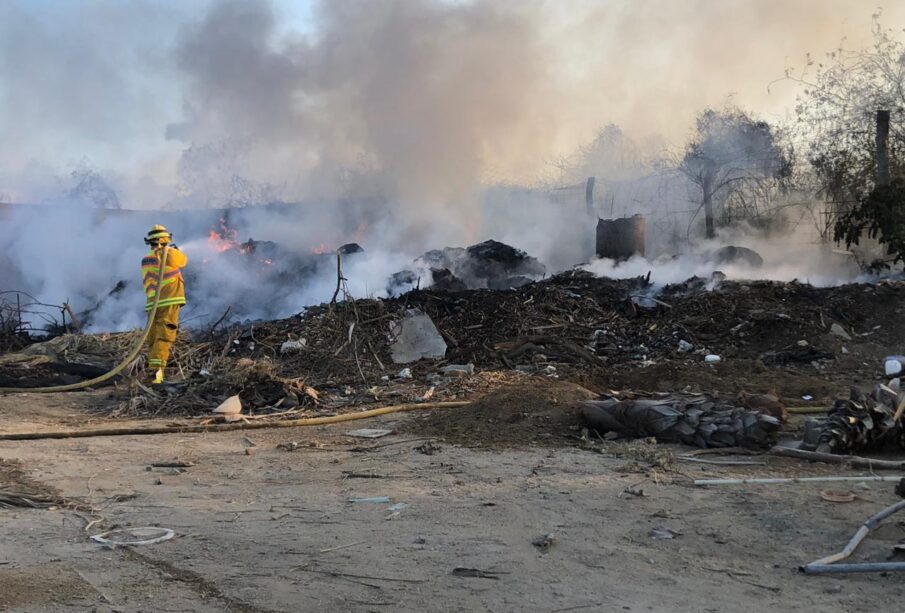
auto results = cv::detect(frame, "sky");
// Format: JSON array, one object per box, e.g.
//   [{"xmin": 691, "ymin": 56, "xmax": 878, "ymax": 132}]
[{"xmin": 0, "ymin": 0, "xmax": 903, "ymax": 209}]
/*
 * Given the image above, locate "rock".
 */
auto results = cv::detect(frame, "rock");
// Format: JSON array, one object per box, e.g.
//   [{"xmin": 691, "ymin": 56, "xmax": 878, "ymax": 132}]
[
  {"xmin": 677, "ymin": 340, "xmax": 693, "ymax": 353},
  {"xmin": 532, "ymin": 533, "xmax": 555, "ymax": 550},
  {"xmin": 389, "ymin": 309, "xmax": 448, "ymax": 364},
  {"xmin": 213, "ymin": 395, "xmax": 242, "ymax": 415},
  {"xmin": 796, "ymin": 340, "xmax": 809, "ymax": 347},
  {"xmin": 704, "ymin": 354, "xmax": 722, "ymax": 363},
  {"xmin": 885, "ymin": 356, "xmax": 905, "ymax": 376},
  {"xmin": 441, "ymin": 364, "xmax": 475, "ymax": 377},
  {"xmin": 280, "ymin": 339, "xmax": 307, "ymax": 354},
  {"xmin": 829, "ymin": 323, "xmax": 852, "ymax": 341},
  {"xmin": 397, "ymin": 368, "xmax": 413, "ymax": 379}
]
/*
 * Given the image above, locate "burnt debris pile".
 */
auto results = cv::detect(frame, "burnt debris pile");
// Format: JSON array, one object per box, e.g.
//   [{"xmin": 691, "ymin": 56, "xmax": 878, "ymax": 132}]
[{"xmin": 2, "ymin": 268, "xmax": 904, "ymax": 421}]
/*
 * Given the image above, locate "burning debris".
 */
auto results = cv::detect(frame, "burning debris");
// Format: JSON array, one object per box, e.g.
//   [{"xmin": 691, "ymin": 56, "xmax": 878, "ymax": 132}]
[
  {"xmin": 0, "ymin": 268, "xmax": 894, "ymax": 423},
  {"xmin": 390, "ymin": 239, "xmax": 547, "ymax": 294}
]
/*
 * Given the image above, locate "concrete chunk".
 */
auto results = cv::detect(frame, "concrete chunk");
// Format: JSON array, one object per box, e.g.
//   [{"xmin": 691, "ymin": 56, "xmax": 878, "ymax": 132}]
[{"xmin": 389, "ymin": 309, "xmax": 447, "ymax": 364}]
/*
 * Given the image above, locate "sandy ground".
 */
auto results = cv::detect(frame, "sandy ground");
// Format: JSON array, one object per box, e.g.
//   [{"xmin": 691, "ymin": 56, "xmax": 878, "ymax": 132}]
[{"xmin": 1, "ymin": 391, "xmax": 903, "ymax": 612}]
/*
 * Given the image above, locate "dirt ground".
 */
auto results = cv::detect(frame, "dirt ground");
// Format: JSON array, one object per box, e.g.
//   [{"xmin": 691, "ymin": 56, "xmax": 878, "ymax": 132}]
[{"xmin": 1, "ymin": 390, "xmax": 904, "ymax": 613}]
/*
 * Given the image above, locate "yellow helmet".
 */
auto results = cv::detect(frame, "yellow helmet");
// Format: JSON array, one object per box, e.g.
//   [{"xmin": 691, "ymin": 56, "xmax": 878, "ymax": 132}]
[{"xmin": 145, "ymin": 224, "xmax": 172, "ymax": 245}]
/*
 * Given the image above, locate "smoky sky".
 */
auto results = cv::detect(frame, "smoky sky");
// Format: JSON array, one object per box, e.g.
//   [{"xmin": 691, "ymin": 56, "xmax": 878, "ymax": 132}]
[
  {"xmin": 0, "ymin": 0, "xmax": 892, "ymax": 332},
  {"xmin": 1, "ymin": 0, "xmax": 903, "ymax": 210}
]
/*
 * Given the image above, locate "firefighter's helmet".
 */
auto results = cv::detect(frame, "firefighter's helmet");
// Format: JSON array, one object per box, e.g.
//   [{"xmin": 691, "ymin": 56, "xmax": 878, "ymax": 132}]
[{"xmin": 145, "ymin": 224, "xmax": 172, "ymax": 245}]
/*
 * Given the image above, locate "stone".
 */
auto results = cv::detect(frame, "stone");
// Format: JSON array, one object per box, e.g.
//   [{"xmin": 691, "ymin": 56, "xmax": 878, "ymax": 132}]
[
  {"xmin": 885, "ymin": 357, "xmax": 904, "ymax": 376},
  {"xmin": 213, "ymin": 395, "xmax": 242, "ymax": 415},
  {"xmin": 829, "ymin": 323, "xmax": 852, "ymax": 341},
  {"xmin": 441, "ymin": 364, "xmax": 475, "ymax": 377},
  {"xmin": 280, "ymin": 339, "xmax": 307, "ymax": 354},
  {"xmin": 389, "ymin": 309, "xmax": 447, "ymax": 364}
]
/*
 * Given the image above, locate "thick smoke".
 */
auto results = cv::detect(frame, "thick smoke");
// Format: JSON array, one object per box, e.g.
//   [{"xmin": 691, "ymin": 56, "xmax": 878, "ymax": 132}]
[
  {"xmin": 166, "ymin": 0, "xmax": 559, "ymax": 245},
  {"xmin": 0, "ymin": 0, "xmax": 899, "ymax": 333}
]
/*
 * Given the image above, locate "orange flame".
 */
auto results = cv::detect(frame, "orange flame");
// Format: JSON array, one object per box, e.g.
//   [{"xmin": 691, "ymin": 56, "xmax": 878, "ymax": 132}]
[
  {"xmin": 311, "ymin": 242, "xmax": 331, "ymax": 254},
  {"xmin": 208, "ymin": 218, "xmax": 240, "ymax": 253}
]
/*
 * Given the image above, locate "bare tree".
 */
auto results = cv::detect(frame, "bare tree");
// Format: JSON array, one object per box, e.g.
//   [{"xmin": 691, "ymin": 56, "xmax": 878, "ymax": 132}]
[
  {"xmin": 678, "ymin": 108, "xmax": 790, "ymax": 238},
  {"xmin": 782, "ymin": 14, "xmax": 905, "ymax": 245}
]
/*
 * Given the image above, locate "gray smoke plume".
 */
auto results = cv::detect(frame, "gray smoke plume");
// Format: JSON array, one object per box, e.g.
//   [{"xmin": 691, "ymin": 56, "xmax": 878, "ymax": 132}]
[{"xmin": 0, "ymin": 0, "xmax": 899, "ymax": 333}]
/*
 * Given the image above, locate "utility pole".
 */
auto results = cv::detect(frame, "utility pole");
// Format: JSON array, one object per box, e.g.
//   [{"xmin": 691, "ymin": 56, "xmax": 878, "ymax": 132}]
[
  {"xmin": 876, "ymin": 110, "xmax": 890, "ymax": 186},
  {"xmin": 585, "ymin": 176, "xmax": 596, "ymax": 218}
]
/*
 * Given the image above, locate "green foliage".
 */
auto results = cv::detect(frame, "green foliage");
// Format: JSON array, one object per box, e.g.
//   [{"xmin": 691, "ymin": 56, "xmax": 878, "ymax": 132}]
[{"xmin": 834, "ymin": 179, "xmax": 905, "ymax": 267}]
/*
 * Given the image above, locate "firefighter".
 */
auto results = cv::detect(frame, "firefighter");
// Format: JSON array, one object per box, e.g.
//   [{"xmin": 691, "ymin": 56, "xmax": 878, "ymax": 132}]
[{"xmin": 141, "ymin": 225, "xmax": 187, "ymax": 384}]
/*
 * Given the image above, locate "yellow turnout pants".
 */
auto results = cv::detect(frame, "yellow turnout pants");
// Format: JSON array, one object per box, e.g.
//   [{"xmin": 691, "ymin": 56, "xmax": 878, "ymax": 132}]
[{"xmin": 147, "ymin": 305, "xmax": 181, "ymax": 371}]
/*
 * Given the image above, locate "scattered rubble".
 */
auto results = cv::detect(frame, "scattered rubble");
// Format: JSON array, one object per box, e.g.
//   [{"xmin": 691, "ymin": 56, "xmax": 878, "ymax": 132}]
[{"xmin": 3, "ymin": 271, "xmax": 903, "ymax": 427}]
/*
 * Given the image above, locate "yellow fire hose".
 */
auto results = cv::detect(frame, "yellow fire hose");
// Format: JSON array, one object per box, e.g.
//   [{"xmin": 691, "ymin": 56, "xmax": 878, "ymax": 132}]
[
  {"xmin": 0, "ymin": 245, "xmax": 171, "ymax": 394},
  {"xmin": 0, "ymin": 401, "xmax": 471, "ymax": 440}
]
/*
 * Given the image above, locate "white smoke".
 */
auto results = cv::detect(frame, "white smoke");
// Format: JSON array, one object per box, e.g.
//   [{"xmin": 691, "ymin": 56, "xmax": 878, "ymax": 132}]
[{"xmin": 0, "ymin": 0, "xmax": 899, "ymax": 333}]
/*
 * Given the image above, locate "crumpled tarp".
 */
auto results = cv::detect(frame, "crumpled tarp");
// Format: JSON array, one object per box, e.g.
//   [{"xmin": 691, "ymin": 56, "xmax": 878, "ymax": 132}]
[{"xmin": 580, "ymin": 393, "xmax": 782, "ymax": 449}]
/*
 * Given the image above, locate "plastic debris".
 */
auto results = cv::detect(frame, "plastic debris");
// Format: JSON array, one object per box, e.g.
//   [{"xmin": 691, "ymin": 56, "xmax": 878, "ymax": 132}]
[
  {"xmin": 349, "ymin": 496, "xmax": 391, "ymax": 503},
  {"xmin": 91, "ymin": 527, "xmax": 175, "ymax": 547},
  {"xmin": 581, "ymin": 393, "xmax": 782, "ymax": 449},
  {"xmin": 346, "ymin": 429, "xmax": 393, "ymax": 439},
  {"xmin": 649, "ymin": 528, "xmax": 679, "ymax": 540},
  {"xmin": 820, "ymin": 489, "xmax": 856, "ymax": 503},
  {"xmin": 397, "ymin": 367, "xmax": 413, "ymax": 379}
]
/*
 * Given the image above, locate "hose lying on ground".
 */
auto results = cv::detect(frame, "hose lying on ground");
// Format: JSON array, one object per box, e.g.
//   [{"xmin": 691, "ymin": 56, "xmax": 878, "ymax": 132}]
[
  {"xmin": 0, "ymin": 401, "xmax": 471, "ymax": 440},
  {"xmin": 801, "ymin": 499, "xmax": 905, "ymax": 574},
  {"xmin": 0, "ymin": 245, "xmax": 170, "ymax": 394}
]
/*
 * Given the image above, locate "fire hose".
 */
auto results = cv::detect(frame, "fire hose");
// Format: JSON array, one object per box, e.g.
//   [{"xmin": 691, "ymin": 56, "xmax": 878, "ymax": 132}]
[{"xmin": 0, "ymin": 244, "xmax": 171, "ymax": 394}]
